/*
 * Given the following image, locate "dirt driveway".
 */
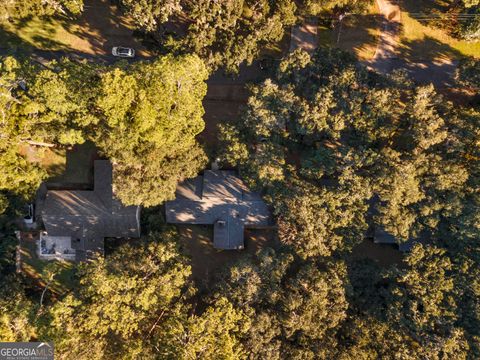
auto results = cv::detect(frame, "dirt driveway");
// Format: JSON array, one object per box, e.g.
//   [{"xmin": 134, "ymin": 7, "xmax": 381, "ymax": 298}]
[
  {"xmin": 290, "ymin": 17, "xmax": 318, "ymax": 54},
  {"xmin": 74, "ymin": 0, "xmax": 150, "ymax": 57}
]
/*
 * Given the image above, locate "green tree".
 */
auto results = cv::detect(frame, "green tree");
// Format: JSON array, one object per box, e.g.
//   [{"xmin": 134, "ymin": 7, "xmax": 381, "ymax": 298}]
[
  {"xmin": 1, "ymin": 54, "xmax": 209, "ymax": 205},
  {"xmin": 280, "ymin": 262, "xmax": 348, "ymax": 343},
  {"xmin": 123, "ymin": 0, "xmax": 297, "ymax": 72},
  {"xmin": 42, "ymin": 230, "xmax": 249, "ymax": 359},
  {"xmin": 214, "ymin": 249, "xmax": 348, "ymax": 358},
  {"xmin": 178, "ymin": 298, "xmax": 249, "ymax": 360},
  {"xmin": 0, "ymin": 0, "xmax": 83, "ymax": 22},
  {"xmin": 44, "ymin": 231, "xmax": 193, "ymax": 358},
  {"xmin": 0, "ymin": 56, "xmax": 97, "ymax": 198},
  {"xmin": 0, "ymin": 214, "xmax": 36, "ymax": 342},
  {"xmin": 119, "ymin": 0, "xmax": 181, "ymax": 31},
  {"xmin": 181, "ymin": 0, "xmax": 297, "ymax": 72},
  {"xmin": 457, "ymin": 58, "xmax": 480, "ymax": 88},
  {"xmin": 221, "ymin": 48, "xmax": 474, "ymax": 256},
  {"xmin": 0, "ymin": 148, "xmax": 46, "ymax": 199},
  {"xmin": 93, "ymin": 55, "xmax": 209, "ymax": 206},
  {"xmin": 0, "ymin": 280, "xmax": 36, "ymax": 342},
  {"xmin": 303, "ymin": 0, "xmax": 372, "ymax": 16},
  {"xmin": 389, "ymin": 245, "xmax": 457, "ymax": 334}
]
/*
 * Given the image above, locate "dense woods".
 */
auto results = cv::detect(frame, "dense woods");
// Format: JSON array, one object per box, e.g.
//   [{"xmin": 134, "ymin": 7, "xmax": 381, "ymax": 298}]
[
  {"xmin": 221, "ymin": 49, "xmax": 479, "ymax": 258},
  {"xmin": 218, "ymin": 48, "xmax": 480, "ymax": 357},
  {"xmin": 1, "ymin": 47, "xmax": 478, "ymax": 358},
  {"xmin": 1, "ymin": 0, "xmax": 479, "ymax": 359}
]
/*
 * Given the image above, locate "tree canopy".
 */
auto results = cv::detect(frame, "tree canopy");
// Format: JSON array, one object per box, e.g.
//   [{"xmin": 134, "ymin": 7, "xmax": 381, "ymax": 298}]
[
  {"xmin": 119, "ymin": 0, "xmax": 376, "ymax": 72},
  {"xmin": 92, "ymin": 55, "xmax": 208, "ymax": 206},
  {"xmin": 1, "ymin": 6, "xmax": 479, "ymax": 357},
  {"xmin": 0, "ymin": 54, "xmax": 208, "ymax": 206},
  {"xmin": 220, "ymin": 48, "xmax": 476, "ymax": 260},
  {"xmin": 0, "ymin": 0, "xmax": 83, "ymax": 22},
  {"xmin": 40, "ymin": 230, "xmax": 248, "ymax": 359},
  {"xmin": 161, "ymin": 0, "xmax": 297, "ymax": 73},
  {"xmin": 457, "ymin": 58, "xmax": 480, "ymax": 88},
  {"xmin": 216, "ymin": 47, "xmax": 480, "ymax": 357}
]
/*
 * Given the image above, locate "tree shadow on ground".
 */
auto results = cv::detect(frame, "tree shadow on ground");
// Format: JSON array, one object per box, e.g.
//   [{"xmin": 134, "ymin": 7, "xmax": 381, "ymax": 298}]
[
  {"xmin": 0, "ymin": 23, "xmax": 54, "ymax": 55},
  {"xmin": 319, "ymin": 13, "xmax": 381, "ymax": 61},
  {"xmin": 399, "ymin": 0, "xmax": 450, "ymax": 13},
  {"xmin": 337, "ymin": 14, "xmax": 382, "ymax": 60},
  {"xmin": 399, "ymin": 35, "xmax": 464, "ymax": 62},
  {"xmin": 60, "ymin": 0, "xmax": 151, "ymax": 56},
  {"xmin": 61, "ymin": 0, "xmax": 130, "ymax": 55},
  {"xmin": 44, "ymin": 142, "xmax": 100, "ymax": 185},
  {"xmin": 0, "ymin": 0, "xmax": 151, "ymax": 60},
  {"xmin": 395, "ymin": 36, "xmax": 464, "ymax": 87}
]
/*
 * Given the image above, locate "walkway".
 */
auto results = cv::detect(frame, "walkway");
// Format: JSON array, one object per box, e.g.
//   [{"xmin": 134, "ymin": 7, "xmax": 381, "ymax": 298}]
[
  {"xmin": 290, "ymin": 17, "xmax": 319, "ymax": 54},
  {"xmin": 368, "ymin": 0, "xmax": 401, "ymax": 74}
]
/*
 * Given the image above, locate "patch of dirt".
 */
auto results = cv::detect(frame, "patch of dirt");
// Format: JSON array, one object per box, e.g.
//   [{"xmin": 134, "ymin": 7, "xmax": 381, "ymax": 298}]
[
  {"xmin": 350, "ymin": 238, "xmax": 404, "ymax": 267},
  {"xmin": 18, "ymin": 144, "xmax": 67, "ymax": 179},
  {"xmin": 199, "ymin": 98, "xmax": 246, "ymax": 156},
  {"xmin": 68, "ymin": 0, "xmax": 151, "ymax": 56},
  {"xmin": 437, "ymin": 87, "xmax": 480, "ymax": 106},
  {"xmin": 177, "ymin": 225, "xmax": 278, "ymax": 290}
]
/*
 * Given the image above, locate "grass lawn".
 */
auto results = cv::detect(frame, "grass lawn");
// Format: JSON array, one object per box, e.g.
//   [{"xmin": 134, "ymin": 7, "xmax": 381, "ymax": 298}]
[
  {"xmin": 0, "ymin": 16, "xmax": 92, "ymax": 53},
  {"xmin": 399, "ymin": 0, "xmax": 480, "ymax": 61},
  {"xmin": 318, "ymin": 2, "xmax": 381, "ymax": 61},
  {"xmin": 19, "ymin": 232, "xmax": 77, "ymax": 296},
  {"xmin": 19, "ymin": 141, "xmax": 99, "ymax": 185},
  {"xmin": 0, "ymin": 0, "xmax": 150, "ymax": 56}
]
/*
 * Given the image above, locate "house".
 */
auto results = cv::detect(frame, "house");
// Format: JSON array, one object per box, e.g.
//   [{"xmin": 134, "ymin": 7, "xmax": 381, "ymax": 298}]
[
  {"xmin": 165, "ymin": 170, "xmax": 272, "ymax": 250},
  {"xmin": 38, "ymin": 160, "xmax": 141, "ymax": 261},
  {"xmin": 374, "ymin": 226, "xmax": 417, "ymax": 252}
]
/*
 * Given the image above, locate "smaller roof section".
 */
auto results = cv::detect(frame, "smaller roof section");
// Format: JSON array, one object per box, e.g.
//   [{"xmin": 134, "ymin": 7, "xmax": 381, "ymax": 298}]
[
  {"xmin": 213, "ymin": 208, "xmax": 244, "ymax": 250},
  {"xmin": 175, "ymin": 176, "xmax": 204, "ymax": 201},
  {"xmin": 374, "ymin": 226, "xmax": 421, "ymax": 253},
  {"xmin": 202, "ymin": 170, "xmax": 244, "ymax": 200},
  {"xmin": 373, "ymin": 227, "xmax": 397, "ymax": 245}
]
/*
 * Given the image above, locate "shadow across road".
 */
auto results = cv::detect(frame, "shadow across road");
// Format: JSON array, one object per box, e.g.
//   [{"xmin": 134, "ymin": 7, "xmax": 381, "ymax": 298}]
[{"xmin": 394, "ymin": 36, "xmax": 464, "ymax": 87}]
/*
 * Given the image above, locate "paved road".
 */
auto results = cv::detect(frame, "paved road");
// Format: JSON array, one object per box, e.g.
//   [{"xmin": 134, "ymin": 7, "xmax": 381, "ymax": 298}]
[
  {"xmin": 290, "ymin": 17, "xmax": 319, "ymax": 54},
  {"xmin": 368, "ymin": 0, "xmax": 401, "ymax": 74},
  {"xmin": 367, "ymin": 0, "xmax": 457, "ymax": 87}
]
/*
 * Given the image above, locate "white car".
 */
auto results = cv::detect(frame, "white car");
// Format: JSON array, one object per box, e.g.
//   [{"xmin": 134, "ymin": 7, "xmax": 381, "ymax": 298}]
[{"xmin": 112, "ymin": 47, "xmax": 135, "ymax": 58}]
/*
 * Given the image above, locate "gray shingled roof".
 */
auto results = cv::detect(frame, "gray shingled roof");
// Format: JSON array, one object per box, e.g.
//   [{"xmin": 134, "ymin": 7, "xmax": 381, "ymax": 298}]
[
  {"xmin": 166, "ymin": 170, "xmax": 272, "ymax": 250},
  {"xmin": 41, "ymin": 161, "xmax": 140, "ymax": 260},
  {"xmin": 373, "ymin": 226, "xmax": 419, "ymax": 253}
]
